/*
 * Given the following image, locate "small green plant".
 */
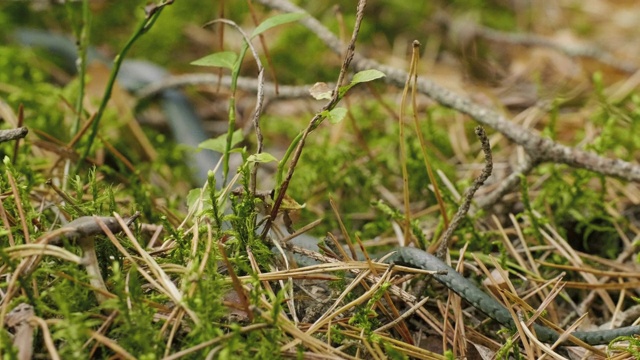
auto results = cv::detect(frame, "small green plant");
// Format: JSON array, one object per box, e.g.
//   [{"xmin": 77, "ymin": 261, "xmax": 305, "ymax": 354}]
[{"xmin": 4, "ymin": 1, "xmax": 640, "ymax": 359}]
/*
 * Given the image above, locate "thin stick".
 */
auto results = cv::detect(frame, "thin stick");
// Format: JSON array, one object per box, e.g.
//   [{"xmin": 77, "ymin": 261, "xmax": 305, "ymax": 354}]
[
  {"xmin": 0, "ymin": 127, "xmax": 28, "ymax": 143},
  {"xmin": 435, "ymin": 126, "xmax": 493, "ymax": 258},
  {"xmin": 203, "ymin": 18, "xmax": 265, "ymax": 192},
  {"xmin": 136, "ymin": 73, "xmax": 315, "ymax": 100},
  {"xmin": 77, "ymin": 0, "xmax": 173, "ymax": 174}
]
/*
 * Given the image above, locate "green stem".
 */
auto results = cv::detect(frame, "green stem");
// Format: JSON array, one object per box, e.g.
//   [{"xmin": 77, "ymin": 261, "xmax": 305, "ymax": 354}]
[
  {"xmin": 223, "ymin": 45, "xmax": 248, "ymax": 186},
  {"xmin": 75, "ymin": 1, "xmax": 172, "ymax": 175},
  {"xmin": 72, "ymin": 0, "xmax": 90, "ymax": 136},
  {"xmin": 275, "ymin": 131, "xmax": 303, "ymax": 189}
]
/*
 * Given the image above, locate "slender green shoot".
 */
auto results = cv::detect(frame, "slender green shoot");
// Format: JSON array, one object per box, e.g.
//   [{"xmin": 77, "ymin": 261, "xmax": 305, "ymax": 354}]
[{"xmin": 76, "ymin": 1, "xmax": 173, "ymax": 175}]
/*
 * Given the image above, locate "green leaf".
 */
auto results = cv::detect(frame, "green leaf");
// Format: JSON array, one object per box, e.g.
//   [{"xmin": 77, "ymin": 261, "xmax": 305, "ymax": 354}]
[
  {"xmin": 351, "ymin": 69, "xmax": 385, "ymax": 85},
  {"xmin": 251, "ymin": 13, "xmax": 307, "ymax": 38},
  {"xmin": 186, "ymin": 188, "xmax": 212, "ymax": 214},
  {"xmin": 186, "ymin": 188, "xmax": 202, "ymax": 211},
  {"xmin": 247, "ymin": 152, "xmax": 278, "ymax": 163},
  {"xmin": 198, "ymin": 130, "xmax": 244, "ymax": 153},
  {"xmin": 191, "ymin": 51, "xmax": 237, "ymax": 69},
  {"xmin": 327, "ymin": 107, "xmax": 347, "ymax": 124}
]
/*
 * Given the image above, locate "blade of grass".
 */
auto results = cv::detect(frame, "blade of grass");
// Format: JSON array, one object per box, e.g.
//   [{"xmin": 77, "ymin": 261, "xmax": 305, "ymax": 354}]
[{"xmin": 68, "ymin": 0, "xmax": 90, "ymax": 137}]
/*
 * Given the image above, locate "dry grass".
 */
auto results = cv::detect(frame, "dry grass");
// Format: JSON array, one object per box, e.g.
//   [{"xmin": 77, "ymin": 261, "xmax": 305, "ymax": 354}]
[{"xmin": 3, "ymin": 1, "xmax": 640, "ymax": 359}]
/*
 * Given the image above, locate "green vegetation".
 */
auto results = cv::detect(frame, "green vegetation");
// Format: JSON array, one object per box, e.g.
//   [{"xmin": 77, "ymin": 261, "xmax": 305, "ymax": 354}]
[{"xmin": 1, "ymin": 1, "xmax": 640, "ymax": 359}]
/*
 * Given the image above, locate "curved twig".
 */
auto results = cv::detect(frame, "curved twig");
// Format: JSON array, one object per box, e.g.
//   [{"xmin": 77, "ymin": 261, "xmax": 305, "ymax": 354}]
[{"xmin": 435, "ymin": 126, "xmax": 493, "ymax": 258}]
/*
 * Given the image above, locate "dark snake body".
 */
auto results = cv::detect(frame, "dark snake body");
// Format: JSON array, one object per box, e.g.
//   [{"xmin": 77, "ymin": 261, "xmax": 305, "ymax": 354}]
[
  {"xmin": 389, "ymin": 247, "xmax": 640, "ymax": 345},
  {"xmin": 16, "ymin": 28, "xmax": 640, "ymax": 347}
]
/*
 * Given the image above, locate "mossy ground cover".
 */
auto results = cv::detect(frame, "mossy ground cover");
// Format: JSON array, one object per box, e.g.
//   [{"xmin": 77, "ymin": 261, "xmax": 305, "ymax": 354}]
[{"xmin": 1, "ymin": 1, "xmax": 640, "ymax": 359}]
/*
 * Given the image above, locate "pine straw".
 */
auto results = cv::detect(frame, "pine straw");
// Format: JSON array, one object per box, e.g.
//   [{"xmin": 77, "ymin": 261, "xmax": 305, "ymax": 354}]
[
  {"xmin": 4, "ymin": 2, "xmax": 640, "ymax": 359},
  {"xmin": 6, "ymin": 205, "xmax": 640, "ymax": 359}
]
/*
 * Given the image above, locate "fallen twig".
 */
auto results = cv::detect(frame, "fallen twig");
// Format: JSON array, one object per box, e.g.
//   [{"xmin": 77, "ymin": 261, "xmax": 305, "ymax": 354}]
[
  {"xmin": 136, "ymin": 73, "xmax": 314, "ymax": 100},
  {"xmin": 0, "ymin": 127, "xmax": 28, "ymax": 144},
  {"xmin": 434, "ymin": 126, "xmax": 493, "ymax": 258},
  {"xmin": 257, "ymin": 0, "xmax": 640, "ymax": 183}
]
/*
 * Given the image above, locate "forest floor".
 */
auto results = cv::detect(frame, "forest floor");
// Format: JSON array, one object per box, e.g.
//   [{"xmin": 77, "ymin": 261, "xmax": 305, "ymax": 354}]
[{"xmin": 2, "ymin": 1, "xmax": 640, "ymax": 359}]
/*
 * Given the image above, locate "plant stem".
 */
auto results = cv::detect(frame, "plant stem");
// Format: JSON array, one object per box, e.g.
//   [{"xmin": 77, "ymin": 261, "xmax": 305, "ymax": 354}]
[
  {"xmin": 71, "ymin": 0, "xmax": 90, "ymax": 137},
  {"xmin": 262, "ymin": 0, "xmax": 367, "ymax": 239},
  {"xmin": 75, "ymin": 1, "xmax": 173, "ymax": 175}
]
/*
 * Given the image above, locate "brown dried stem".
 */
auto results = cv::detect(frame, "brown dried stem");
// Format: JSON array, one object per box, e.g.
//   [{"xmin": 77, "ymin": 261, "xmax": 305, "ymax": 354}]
[{"xmin": 435, "ymin": 126, "xmax": 493, "ymax": 258}]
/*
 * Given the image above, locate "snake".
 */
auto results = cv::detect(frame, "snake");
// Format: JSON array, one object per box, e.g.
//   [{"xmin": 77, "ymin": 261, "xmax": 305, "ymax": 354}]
[
  {"xmin": 14, "ymin": 29, "xmax": 640, "ymax": 347},
  {"xmin": 388, "ymin": 246, "xmax": 640, "ymax": 345}
]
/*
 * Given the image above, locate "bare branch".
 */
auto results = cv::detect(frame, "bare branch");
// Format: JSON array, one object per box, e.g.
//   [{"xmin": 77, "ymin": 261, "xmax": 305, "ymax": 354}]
[
  {"xmin": 0, "ymin": 127, "xmax": 28, "ymax": 144},
  {"xmin": 476, "ymin": 155, "xmax": 538, "ymax": 210},
  {"xmin": 257, "ymin": 0, "xmax": 640, "ymax": 182}
]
